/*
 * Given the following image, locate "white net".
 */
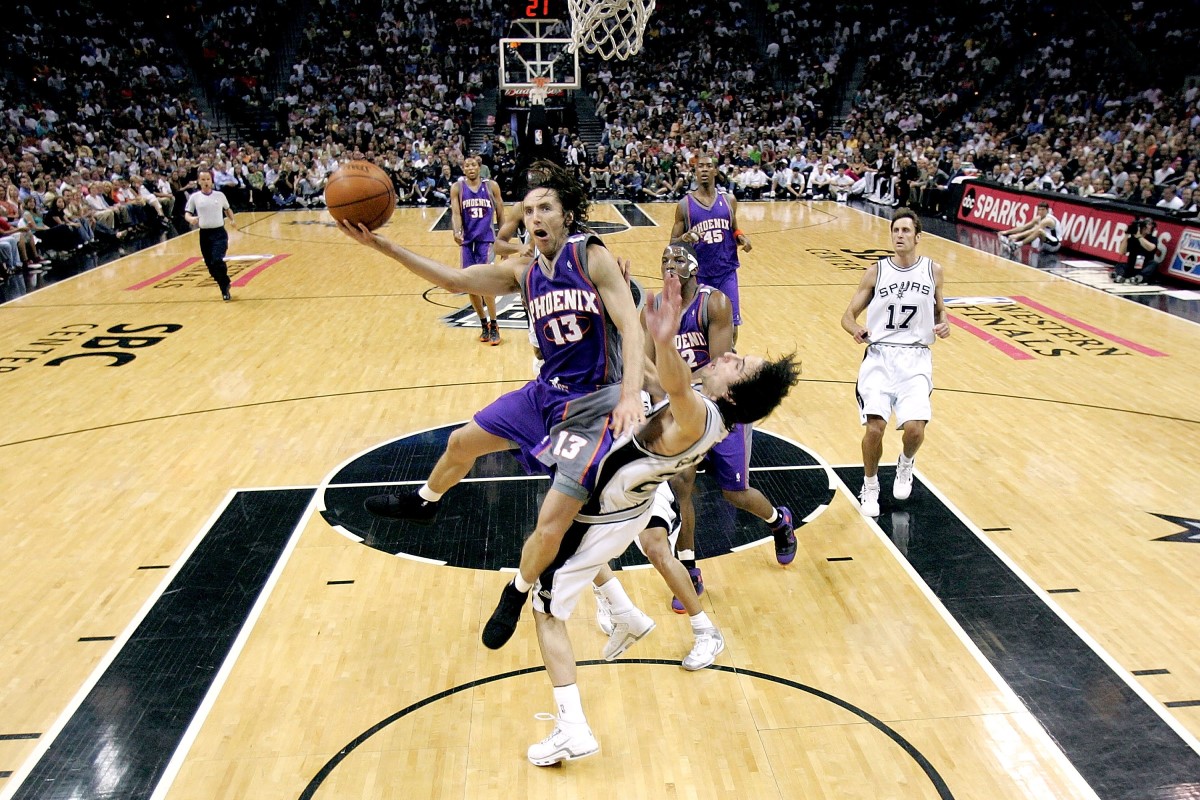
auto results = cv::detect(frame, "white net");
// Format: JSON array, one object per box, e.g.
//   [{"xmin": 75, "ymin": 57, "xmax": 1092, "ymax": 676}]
[{"xmin": 567, "ymin": 0, "xmax": 656, "ymax": 61}]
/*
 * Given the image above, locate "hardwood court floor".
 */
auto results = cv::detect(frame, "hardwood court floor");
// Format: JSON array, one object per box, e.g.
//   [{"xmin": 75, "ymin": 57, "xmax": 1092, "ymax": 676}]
[{"xmin": 0, "ymin": 201, "xmax": 1198, "ymax": 800}]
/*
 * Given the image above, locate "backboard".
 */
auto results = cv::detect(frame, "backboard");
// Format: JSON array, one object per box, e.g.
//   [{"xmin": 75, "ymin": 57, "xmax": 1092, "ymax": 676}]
[{"xmin": 499, "ymin": 16, "xmax": 580, "ymax": 99}]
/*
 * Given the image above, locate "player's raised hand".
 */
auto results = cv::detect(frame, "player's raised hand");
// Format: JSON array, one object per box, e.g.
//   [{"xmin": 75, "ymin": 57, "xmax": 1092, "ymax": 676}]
[
  {"xmin": 339, "ymin": 219, "xmax": 381, "ymax": 249},
  {"xmin": 615, "ymin": 254, "xmax": 632, "ymax": 283},
  {"xmin": 646, "ymin": 270, "xmax": 683, "ymax": 345}
]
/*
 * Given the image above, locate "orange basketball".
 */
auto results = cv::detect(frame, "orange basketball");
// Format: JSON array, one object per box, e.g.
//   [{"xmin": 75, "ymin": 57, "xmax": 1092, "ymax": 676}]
[{"xmin": 325, "ymin": 160, "xmax": 396, "ymax": 231}]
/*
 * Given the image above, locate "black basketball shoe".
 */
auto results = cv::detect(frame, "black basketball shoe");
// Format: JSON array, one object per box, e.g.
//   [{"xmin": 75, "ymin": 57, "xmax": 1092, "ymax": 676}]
[
  {"xmin": 482, "ymin": 581, "xmax": 528, "ymax": 649},
  {"xmin": 363, "ymin": 488, "xmax": 440, "ymax": 522}
]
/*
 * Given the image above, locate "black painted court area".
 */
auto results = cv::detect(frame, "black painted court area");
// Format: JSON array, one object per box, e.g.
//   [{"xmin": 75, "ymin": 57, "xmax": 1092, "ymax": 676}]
[
  {"xmin": 836, "ymin": 465, "xmax": 1200, "ymax": 800},
  {"xmin": 320, "ymin": 425, "xmax": 835, "ymax": 570},
  {"xmin": 7, "ymin": 489, "xmax": 314, "ymax": 800}
]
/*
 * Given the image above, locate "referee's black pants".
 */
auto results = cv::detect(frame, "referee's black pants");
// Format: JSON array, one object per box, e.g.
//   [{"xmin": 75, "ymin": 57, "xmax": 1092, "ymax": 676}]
[{"xmin": 198, "ymin": 227, "xmax": 230, "ymax": 291}]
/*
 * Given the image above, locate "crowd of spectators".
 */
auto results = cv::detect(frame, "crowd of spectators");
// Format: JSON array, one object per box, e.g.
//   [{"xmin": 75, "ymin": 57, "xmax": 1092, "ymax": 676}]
[
  {"xmin": 4, "ymin": 0, "xmax": 1200, "ymax": 302},
  {"xmin": 562, "ymin": 0, "xmax": 1200, "ymax": 224}
]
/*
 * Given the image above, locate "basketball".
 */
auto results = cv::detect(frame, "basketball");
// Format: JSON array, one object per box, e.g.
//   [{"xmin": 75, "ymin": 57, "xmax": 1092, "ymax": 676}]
[{"xmin": 325, "ymin": 160, "xmax": 396, "ymax": 231}]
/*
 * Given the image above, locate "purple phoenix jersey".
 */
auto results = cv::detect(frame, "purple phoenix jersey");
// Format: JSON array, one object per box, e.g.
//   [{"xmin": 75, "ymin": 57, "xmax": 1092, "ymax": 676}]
[
  {"xmin": 673, "ymin": 285, "xmax": 717, "ymax": 370},
  {"xmin": 673, "ymin": 282, "xmax": 750, "ymax": 492},
  {"xmin": 458, "ymin": 178, "xmax": 496, "ymax": 242},
  {"xmin": 458, "ymin": 178, "xmax": 495, "ymax": 268},
  {"xmin": 684, "ymin": 191, "xmax": 739, "ymax": 278},
  {"xmin": 521, "ymin": 233, "xmax": 622, "ymax": 389}
]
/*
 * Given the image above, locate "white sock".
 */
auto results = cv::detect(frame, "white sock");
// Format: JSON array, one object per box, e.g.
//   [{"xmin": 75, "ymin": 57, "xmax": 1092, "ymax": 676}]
[
  {"xmin": 514, "ymin": 574, "xmax": 534, "ymax": 593},
  {"xmin": 676, "ymin": 549, "xmax": 695, "ymax": 562},
  {"xmin": 596, "ymin": 577, "xmax": 634, "ymax": 615},
  {"xmin": 553, "ymin": 684, "xmax": 587, "ymax": 725},
  {"xmin": 898, "ymin": 454, "xmax": 915, "ymax": 466},
  {"xmin": 418, "ymin": 484, "xmax": 443, "ymax": 502},
  {"xmin": 689, "ymin": 612, "xmax": 713, "ymax": 632},
  {"xmin": 864, "ymin": 474, "xmax": 880, "ymax": 488},
  {"xmin": 764, "ymin": 508, "xmax": 779, "ymax": 525}
]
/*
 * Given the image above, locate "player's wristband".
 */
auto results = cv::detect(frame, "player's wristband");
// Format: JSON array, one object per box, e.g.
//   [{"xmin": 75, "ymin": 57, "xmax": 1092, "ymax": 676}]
[{"xmin": 734, "ymin": 229, "xmax": 746, "ymax": 239}]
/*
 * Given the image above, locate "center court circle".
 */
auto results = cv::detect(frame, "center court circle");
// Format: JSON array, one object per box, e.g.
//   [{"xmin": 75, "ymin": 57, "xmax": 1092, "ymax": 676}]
[{"xmin": 296, "ymin": 660, "xmax": 955, "ymax": 800}]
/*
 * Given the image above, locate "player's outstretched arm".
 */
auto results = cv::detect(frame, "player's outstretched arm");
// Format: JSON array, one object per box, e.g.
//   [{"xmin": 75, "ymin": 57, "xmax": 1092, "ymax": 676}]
[{"xmin": 339, "ymin": 220, "xmax": 520, "ymax": 296}]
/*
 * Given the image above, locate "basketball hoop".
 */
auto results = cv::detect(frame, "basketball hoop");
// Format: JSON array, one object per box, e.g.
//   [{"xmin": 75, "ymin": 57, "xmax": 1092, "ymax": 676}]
[
  {"xmin": 529, "ymin": 76, "xmax": 549, "ymax": 106},
  {"xmin": 567, "ymin": 0, "xmax": 655, "ymax": 61}
]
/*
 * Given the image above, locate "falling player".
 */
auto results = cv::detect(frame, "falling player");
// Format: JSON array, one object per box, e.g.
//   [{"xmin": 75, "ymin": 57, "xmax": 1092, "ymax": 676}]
[
  {"xmin": 645, "ymin": 241, "xmax": 797, "ymax": 613},
  {"xmin": 520, "ymin": 268, "xmax": 800, "ymax": 766}
]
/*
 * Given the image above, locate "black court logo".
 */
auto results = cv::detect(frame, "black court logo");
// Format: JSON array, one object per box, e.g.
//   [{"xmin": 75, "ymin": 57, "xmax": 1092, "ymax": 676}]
[
  {"xmin": 318, "ymin": 424, "xmax": 835, "ymax": 571},
  {"xmin": 440, "ymin": 293, "xmax": 530, "ymax": 330},
  {"xmin": 0, "ymin": 323, "xmax": 184, "ymax": 372}
]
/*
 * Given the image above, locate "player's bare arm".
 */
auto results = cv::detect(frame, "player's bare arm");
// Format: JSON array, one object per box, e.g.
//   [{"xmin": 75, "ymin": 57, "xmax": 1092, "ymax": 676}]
[
  {"xmin": 706, "ymin": 290, "xmax": 735, "ymax": 359},
  {"xmin": 340, "ymin": 220, "xmax": 521, "ymax": 296},
  {"xmin": 449, "ymin": 181, "xmax": 464, "ymax": 245},
  {"xmin": 588, "ymin": 243, "xmax": 646, "ymax": 437},
  {"xmin": 488, "ymin": 180, "xmax": 504, "ymax": 238},
  {"xmin": 640, "ymin": 304, "xmax": 666, "ymax": 402},
  {"xmin": 728, "ymin": 195, "xmax": 751, "ymax": 252},
  {"xmin": 841, "ymin": 263, "xmax": 878, "ymax": 343},
  {"xmin": 670, "ymin": 200, "xmax": 690, "ymax": 243},
  {"xmin": 932, "ymin": 261, "xmax": 951, "ymax": 339},
  {"xmin": 644, "ymin": 271, "xmax": 706, "ymax": 450},
  {"xmin": 493, "ymin": 202, "xmax": 531, "ymax": 257}
]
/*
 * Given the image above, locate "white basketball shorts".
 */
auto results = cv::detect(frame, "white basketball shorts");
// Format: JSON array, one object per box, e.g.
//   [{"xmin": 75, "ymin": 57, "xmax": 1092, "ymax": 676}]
[{"xmin": 856, "ymin": 344, "xmax": 933, "ymax": 428}]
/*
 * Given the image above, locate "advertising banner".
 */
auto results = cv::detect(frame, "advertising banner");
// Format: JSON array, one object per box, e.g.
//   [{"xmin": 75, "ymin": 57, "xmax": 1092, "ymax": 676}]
[{"xmin": 954, "ymin": 181, "xmax": 1200, "ymax": 285}]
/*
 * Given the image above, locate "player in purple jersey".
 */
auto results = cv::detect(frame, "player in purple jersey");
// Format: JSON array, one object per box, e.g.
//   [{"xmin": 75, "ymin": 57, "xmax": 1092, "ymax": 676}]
[
  {"xmin": 671, "ymin": 155, "xmax": 752, "ymax": 343},
  {"xmin": 450, "ymin": 156, "xmax": 505, "ymax": 345},
  {"xmin": 644, "ymin": 242, "xmax": 797, "ymax": 607},
  {"xmin": 338, "ymin": 160, "xmax": 646, "ymax": 649},
  {"xmin": 519, "ymin": 270, "xmax": 800, "ymax": 767}
]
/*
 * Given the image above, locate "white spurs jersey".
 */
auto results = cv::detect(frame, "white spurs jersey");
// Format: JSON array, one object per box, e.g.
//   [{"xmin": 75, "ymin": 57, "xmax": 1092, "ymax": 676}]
[
  {"xmin": 575, "ymin": 394, "xmax": 729, "ymax": 525},
  {"xmin": 866, "ymin": 256, "xmax": 937, "ymax": 346}
]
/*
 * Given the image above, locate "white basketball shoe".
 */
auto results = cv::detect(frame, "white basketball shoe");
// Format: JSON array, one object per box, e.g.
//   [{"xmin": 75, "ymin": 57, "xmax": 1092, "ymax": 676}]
[
  {"xmin": 893, "ymin": 458, "xmax": 915, "ymax": 501},
  {"xmin": 527, "ymin": 714, "xmax": 599, "ymax": 766},
  {"xmin": 859, "ymin": 482, "xmax": 881, "ymax": 517},
  {"xmin": 602, "ymin": 608, "xmax": 656, "ymax": 661}
]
